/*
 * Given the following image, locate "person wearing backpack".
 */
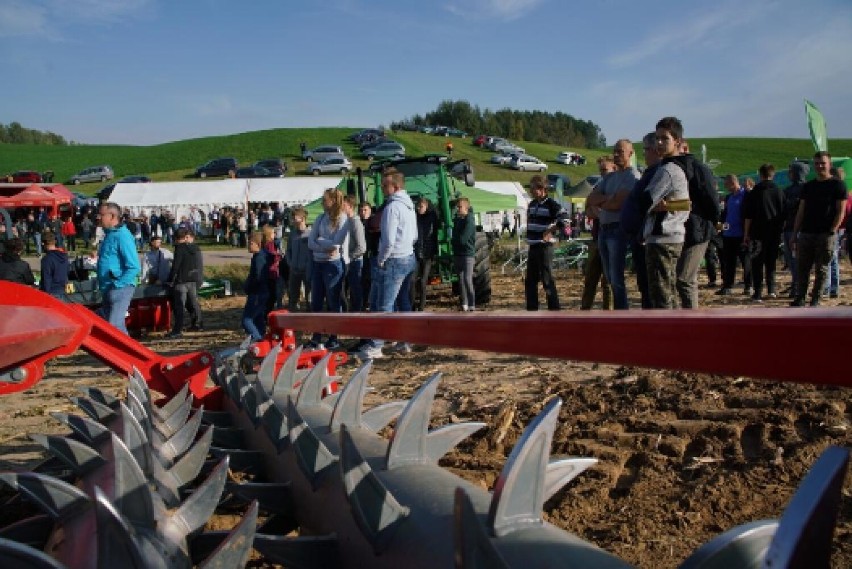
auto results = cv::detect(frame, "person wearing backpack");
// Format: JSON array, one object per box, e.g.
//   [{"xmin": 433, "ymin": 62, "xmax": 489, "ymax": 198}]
[
  {"xmin": 666, "ymin": 138, "xmax": 721, "ymax": 308},
  {"xmin": 742, "ymin": 164, "xmax": 785, "ymax": 302},
  {"xmin": 641, "ymin": 117, "xmax": 691, "ymax": 309}
]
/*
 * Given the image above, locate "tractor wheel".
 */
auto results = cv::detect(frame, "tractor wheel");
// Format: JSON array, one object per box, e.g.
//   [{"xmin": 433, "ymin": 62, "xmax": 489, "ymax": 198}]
[{"xmin": 473, "ymin": 232, "xmax": 492, "ymax": 305}]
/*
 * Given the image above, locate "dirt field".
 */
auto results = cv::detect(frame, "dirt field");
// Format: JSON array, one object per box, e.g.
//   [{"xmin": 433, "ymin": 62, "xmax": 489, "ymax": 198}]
[{"xmin": 0, "ymin": 261, "xmax": 849, "ymax": 568}]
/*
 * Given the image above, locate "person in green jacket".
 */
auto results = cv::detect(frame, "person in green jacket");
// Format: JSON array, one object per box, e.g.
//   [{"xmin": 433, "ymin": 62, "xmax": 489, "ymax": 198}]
[{"xmin": 451, "ymin": 197, "xmax": 476, "ymax": 311}]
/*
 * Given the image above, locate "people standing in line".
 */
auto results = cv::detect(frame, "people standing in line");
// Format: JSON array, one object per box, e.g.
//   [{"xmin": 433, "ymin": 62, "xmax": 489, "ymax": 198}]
[
  {"xmin": 586, "ymin": 139, "xmax": 641, "ymax": 310},
  {"xmin": 306, "ymin": 188, "xmax": 350, "ymax": 351},
  {"xmin": 0, "ymin": 237, "xmax": 35, "ymax": 285},
  {"xmin": 412, "ymin": 197, "xmax": 438, "ymax": 311},
  {"xmin": 581, "ymin": 156, "xmax": 616, "ymax": 310},
  {"xmin": 641, "ymin": 117, "xmax": 691, "ymax": 309},
  {"xmin": 355, "ymin": 168, "xmax": 417, "ymax": 360},
  {"xmin": 524, "ymin": 174, "xmax": 570, "ymax": 311},
  {"xmin": 452, "ymin": 197, "xmax": 477, "ymax": 311},
  {"xmin": 95, "ymin": 202, "xmax": 140, "ymax": 334},
  {"xmin": 782, "ymin": 161, "xmax": 809, "ymax": 298},
  {"xmin": 742, "ymin": 163, "xmax": 785, "ymax": 301},
  {"xmin": 790, "ymin": 151, "xmax": 848, "ymax": 307},
  {"xmin": 620, "ymin": 133, "xmax": 660, "ymax": 309},
  {"xmin": 141, "ymin": 235, "xmax": 173, "ymax": 285},
  {"xmin": 286, "ymin": 207, "xmax": 312, "ymax": 312},
  {"xmin": 343, "ymin": 195, "xmax": 366, "ymax": 313},
  {"xmin": 823, "ymin": 166, "xmax": 846, "ymax": 298},
  {"xmin": 39, "ymin": 232, "xmax": 69, "ymax": 301},
  {"xmin": 717, "ymin": 175, "xmax": 751, "ymax": 296},
  {"xmin": 166, "ymin": 228, "xmax": 203, "ymax": 338},
  {"xmin": 242, "ymin": 231, "xmax": 272, "ymax": 341}
]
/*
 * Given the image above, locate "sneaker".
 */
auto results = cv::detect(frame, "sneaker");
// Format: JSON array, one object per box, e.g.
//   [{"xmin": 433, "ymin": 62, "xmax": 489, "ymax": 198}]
[
  {"xmin": 767, "ymin": 292, "xmax": 778, "ymax": 299},
  {"xmin": 386, "ymin": 342, "xmax": 412, "ymax": 354},
  {"xmin": 355, "ymin": 346, "xmax": 384, "ymax": 360},
  {"xmin": 325, "ymin": 339, "xmax": 341, "ymax": 351},
  {"xmin": 188, "ymin": 324, "xmax": 204, "ymax": 332},
  {"xmin": 829, "ymin": 292, "xmax": 839, "ymax": 299},
  {"xmin": 751, "ymin": 294, "xmax": 763, "ymax": 303}
]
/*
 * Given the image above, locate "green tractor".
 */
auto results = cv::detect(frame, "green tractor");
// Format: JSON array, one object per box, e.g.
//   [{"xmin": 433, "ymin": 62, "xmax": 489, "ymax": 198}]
[{"xmin": 339, "ymin": 155, "xmax": 493, "ymax": 305}]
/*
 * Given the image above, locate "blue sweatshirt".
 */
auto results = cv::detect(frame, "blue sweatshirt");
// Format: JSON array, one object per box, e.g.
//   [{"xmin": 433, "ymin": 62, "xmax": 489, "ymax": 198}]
[{"xmin": 96, "ymin": 224, "xmax": 140, "ymax": 292}]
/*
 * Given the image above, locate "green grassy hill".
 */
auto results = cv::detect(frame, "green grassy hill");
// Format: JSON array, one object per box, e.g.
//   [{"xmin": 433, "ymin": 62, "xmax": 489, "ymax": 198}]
[{"xmin": 3, "ymin": 127, "xmax": 851, "ymax": 196}]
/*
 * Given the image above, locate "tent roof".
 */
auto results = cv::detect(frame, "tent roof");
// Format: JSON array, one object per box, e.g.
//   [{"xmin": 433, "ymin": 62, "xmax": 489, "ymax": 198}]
[
  {"xmin": 0, "ymin": 183, "xmax": 72, "ymax": 208},
  {"xmin": 565, "ymin": 179, "xmax": 594, "ymax": 199}
]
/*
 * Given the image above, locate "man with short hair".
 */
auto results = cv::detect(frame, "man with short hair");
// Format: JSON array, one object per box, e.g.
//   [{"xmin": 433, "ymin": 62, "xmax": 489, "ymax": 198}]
[
  {"xmin": 642, "ymin": 117, "xmax": 691, "ymax": 309},
  {"xmin": 142, "ymin": 235, "xmax": 173, "ymax": 285},
  {"xmin": 791, "ymin": 151, "xmax": 847, "ymax": 306},
  {"xmin": 743, "ymin": 163, "xmax": 784, "ymax": 301},
  {"xmin": 586, "ymin": 139, "xmax": 640, "ymax": 309},
  {"xmin": 717, "ymin": 175, "xmax": 751, "ymax": 296},
  {"xmin": 166, "ymin": 228, "xmax": 203, "ymax": 337},
  {"xmin": 96, "ymin": 202, "xmax": 140, "ymax": 334},
  {"xmin": 524, "ymin": 174, "xmax": 570, "ymax": 311},
  {"xmin": 356, "ymin": 168, "xmax": 417, "ymax": 360}
]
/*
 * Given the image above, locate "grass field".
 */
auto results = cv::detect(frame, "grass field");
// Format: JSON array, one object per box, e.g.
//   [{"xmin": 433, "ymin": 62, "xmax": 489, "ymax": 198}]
[{"xmin": 3, "ymin": 127, "xmax": 851, "ymax": 197}]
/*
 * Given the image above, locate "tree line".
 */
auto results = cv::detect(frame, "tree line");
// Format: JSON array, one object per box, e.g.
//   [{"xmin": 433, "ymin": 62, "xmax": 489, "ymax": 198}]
[
  {"xmin": 0, "ymin": 122, "xmax": 68, "ymax": 145},
  {"xmin": 391, "ymin": 100, "xmax": 607, "ymax": 149}
]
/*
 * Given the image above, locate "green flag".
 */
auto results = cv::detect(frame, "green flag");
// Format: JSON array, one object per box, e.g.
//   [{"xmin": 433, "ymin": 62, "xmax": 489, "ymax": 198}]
[{"xmin": 804, "ymin": 99, "xmax": 828, "ymax": 152}]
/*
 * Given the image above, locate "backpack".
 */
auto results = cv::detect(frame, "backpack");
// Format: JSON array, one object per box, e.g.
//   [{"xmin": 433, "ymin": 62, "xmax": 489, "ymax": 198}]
[{"xmin": 664, "ymin": 154, "xmax": 720, "ymax": 246}]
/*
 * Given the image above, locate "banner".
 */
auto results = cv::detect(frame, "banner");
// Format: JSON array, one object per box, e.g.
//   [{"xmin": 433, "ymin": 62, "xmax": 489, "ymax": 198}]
[{"xmin": 804, "ymin": 99, "xmax": 828, "ymax": 152}]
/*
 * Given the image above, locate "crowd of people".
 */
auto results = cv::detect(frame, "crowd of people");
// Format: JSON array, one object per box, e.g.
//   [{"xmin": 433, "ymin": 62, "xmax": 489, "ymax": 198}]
[
  {"xmin": 0, "ymin": 121, "xmax": 849, "ymax": 353},
  {"xmin": 532, "ymin": 116, "xmax": 851, "ymax": 312}
]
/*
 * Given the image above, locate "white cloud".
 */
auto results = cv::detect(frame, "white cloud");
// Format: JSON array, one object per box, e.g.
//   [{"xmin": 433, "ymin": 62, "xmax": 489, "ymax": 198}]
[
  {"xmin": 0, "ymin": 1, "xmax": 48, "ymax": 38},
  {"xmin": 443, "ymin": 0, "xmax": 546, "ymax": 21},
  {"xmin": 0, "ymin": 0, "xmax": 152, "ymax": 38}
]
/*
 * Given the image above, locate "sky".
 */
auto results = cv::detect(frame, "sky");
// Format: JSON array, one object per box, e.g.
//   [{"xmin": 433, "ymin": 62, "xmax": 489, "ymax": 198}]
[{"xmin": 1, "ymin": 0, "xmax": 850, "ymax": 146}]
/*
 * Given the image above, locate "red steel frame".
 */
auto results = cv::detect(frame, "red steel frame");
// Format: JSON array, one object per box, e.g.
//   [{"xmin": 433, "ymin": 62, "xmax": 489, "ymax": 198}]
[{"xmin": 268, "ymin": 309, "xmax": 852, "ymax": 388}]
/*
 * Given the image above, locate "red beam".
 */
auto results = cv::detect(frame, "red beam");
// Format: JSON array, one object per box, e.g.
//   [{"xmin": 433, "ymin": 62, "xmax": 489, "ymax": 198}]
[{"xmin": 269, "ymin": 309, "xmax": 852, "ymax": 388}]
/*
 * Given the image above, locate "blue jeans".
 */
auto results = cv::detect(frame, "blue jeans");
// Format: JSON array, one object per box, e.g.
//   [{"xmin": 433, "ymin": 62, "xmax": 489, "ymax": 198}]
[
  {"xmin": 823, "ymin": 231, "xmax": 842, "ymax": 295},
  {"xmin": 98, "ymin": 286, "xmax": 135, "ymax": 334},
  {"xmin": 370, "ymin": 254, "xmax": 416, "ymax": 349},
  {"xmin": 242, "ymin": 293, "xmax": 268, "ymax": 341},
  {"xmin": 346, "ymin": 257, "xmax": 364, "ymax": 312},
  {"xmin": 310, "ymin": 259, "xmax": 345, "ymax": 343},
  {"xmin": 598, "ymin": 224, "xmax": 629, "ymax": 309}
]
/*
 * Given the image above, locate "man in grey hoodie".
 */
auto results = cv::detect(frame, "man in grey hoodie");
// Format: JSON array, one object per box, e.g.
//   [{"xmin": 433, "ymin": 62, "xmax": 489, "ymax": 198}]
[{"xmin": 357, "ymin": 167, "xmax": 417, "ymax": 360}]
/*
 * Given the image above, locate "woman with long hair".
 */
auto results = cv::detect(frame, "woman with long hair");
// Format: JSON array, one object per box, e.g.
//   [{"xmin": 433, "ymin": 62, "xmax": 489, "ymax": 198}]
[{"xmin": 306, "ymin": 188, "xmax": 349, "ymax": 350}]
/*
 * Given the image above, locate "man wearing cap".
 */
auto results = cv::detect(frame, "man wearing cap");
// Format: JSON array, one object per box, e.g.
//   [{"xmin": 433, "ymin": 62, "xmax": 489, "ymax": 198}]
[{"xmin": 142, "ymin": 234, "xmax": 173, "ymax": 285}]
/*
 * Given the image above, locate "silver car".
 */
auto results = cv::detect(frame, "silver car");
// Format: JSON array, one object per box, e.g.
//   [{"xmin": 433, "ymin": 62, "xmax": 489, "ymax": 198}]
[
  {"xmin": 303, "ymin": 145, "xmax": 345, "ymax": 162},
  {"xmin": 364, "ymin": 142, "xmax": 405, "ymax": 160},
  {"xmin": 70, "ymin": 165, "xmax": 114, "ymax": 185},
  {"xmin": 510, "ymin": 155, "xmax": 547, "ymax": 172},
  {"xmin": 308, "ymin": 156, "xmax": 352, "ymax": 175}
]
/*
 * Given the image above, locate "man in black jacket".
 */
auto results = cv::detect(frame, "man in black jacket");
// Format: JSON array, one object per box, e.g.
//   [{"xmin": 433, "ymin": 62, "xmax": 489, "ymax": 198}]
[
  {"xmin": 166, "ymin": 228, "xmax": 202, "ymax": 338},
  {"xmin": 782, "ymin": 161, "xmax": 809, "ymax": 298},
  {"xmin": 743, "ymin": 163, "xmax": 785, "ymax": 301}
]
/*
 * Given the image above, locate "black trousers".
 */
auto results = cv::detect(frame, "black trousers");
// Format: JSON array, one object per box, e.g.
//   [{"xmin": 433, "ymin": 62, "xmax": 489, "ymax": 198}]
[
  {"xmin": 721, "ymin": 236, "xmax": 751, "ymax": 290},
  {"xmin": 752, "ymin": 233, "xmax": 781, "ymax": 295},
  {"xmin": 525, "ymin": 244, "xmax": 559, "ymax": 310}
]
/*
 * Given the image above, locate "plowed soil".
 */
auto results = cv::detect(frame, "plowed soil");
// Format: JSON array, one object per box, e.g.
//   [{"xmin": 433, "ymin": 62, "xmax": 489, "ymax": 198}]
[{"xmin": 1, "ymin": 264, "xmax": 849, "ymax": 568}]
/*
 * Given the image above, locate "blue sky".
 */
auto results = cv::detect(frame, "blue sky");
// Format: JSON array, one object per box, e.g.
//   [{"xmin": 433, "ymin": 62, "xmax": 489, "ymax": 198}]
[{"xmin": 1, "ymin": 0, "xmax": 850, "ymax": 146}]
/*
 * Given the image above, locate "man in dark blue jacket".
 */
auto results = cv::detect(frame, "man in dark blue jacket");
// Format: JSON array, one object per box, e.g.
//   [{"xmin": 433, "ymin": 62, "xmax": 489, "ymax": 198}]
[{"xmin": 40, "ymin": 232, "xmax": 69, "ymax": 300}]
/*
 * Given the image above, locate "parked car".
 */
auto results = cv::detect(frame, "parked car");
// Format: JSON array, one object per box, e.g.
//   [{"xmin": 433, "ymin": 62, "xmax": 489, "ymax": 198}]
[
  {"xmin": 447, "ymin": 128, "xmax": 468, "ymax": 138},
  {"xmin": 556, "ymin": 151, "xmax": 586, "ymax": 165},
  {"xmin": 473, "ymin": 135, "xmax": 487, "ymax": 146},
  {"xmin": 118, "ymin": 175, "xmax": 152, "ymax": 183},
  {"xmin": 72, "ymin": 192, "xmax": 99, "ymax": 209},
  {"xmin": 364, "ymin": 142, "xmax": 405, "ymax": 161},
  {"xmin": 10, "ymin": 170, "xmax": 42, "ymax": 183},
  {"xmin": 303, "ymin": 145, "xmax": 344, "ymax": 162},
  {"xmin": 308, "ymin": 156, "xmax": 352, "ymax": 175},
  {"xmin": 486, "ymin": 137, "xmax": 507, "ymax": 151},
  {"xmin": 195, "ymin": 158, "xmax": 237, "ymax": 178},
  {"xmin": 510, "ymin": 155, "xmax": 547, "ymax": 172},
  {"xmin": 70, "ymin": 165, "xmax": 114, "ymax": 185},
  {"xmin": 490, "ymin": 150, "xmax": 521, "ymax": 165},
  {"xmin": 235, "ymin": 166, "xmax": 281, "ymax": 178},
  {"xmin": 494, "ymin": 141, "xmax": 524, "ymax": 154},
  {"xmin": 253, "ymin": 159, "xmax": 287, "ymax": 176}
]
